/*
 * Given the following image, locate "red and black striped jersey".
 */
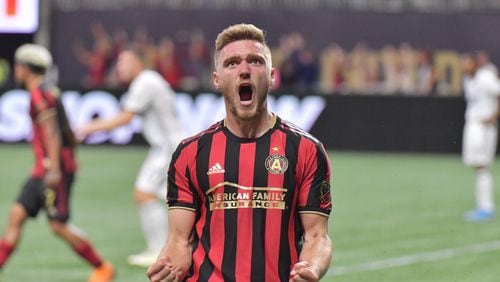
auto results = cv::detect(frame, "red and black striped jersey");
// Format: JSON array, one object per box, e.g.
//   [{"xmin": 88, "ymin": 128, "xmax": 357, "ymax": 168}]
[
  {"xmin": 29, "ymin": 84, "xmax": 77, "ymax": 178},
  {"xmin": 168, "ymin": 115, "xmax": 332, "ymax": 282}
]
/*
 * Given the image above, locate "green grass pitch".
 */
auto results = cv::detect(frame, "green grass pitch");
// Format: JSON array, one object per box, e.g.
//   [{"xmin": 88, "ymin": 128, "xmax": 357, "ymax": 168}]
[{"xmin": 1, "ymin": 144, "xmax": 499, "ymax": 281}]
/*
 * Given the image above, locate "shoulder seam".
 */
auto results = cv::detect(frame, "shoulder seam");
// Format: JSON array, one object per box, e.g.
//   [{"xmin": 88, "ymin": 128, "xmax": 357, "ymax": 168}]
[
  {"xmin": 180, "ymin": 121, "xmax": 223, "ymax": 147},
  {"xmin": 279, "ymin": 119, "xmax": 320, "ymax": 144}
]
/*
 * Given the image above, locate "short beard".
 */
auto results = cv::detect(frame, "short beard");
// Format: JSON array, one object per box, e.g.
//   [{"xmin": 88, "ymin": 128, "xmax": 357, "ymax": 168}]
[{"xmin": 15, "ymin": 79, "xmax": 26, "ymax": 89}]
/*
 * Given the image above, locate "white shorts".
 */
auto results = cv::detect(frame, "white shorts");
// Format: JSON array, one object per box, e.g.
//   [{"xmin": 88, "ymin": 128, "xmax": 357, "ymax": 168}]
[
  {"xmin": 462, "ymin": 121, "xmax": 498, "ymax": 167},
  {"xmin": 135, "ymin": 147, "xmax": 173, "ymax": 200}
]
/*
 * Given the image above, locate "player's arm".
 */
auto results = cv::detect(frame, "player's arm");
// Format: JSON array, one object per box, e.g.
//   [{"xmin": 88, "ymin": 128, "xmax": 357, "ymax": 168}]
[
  {"xmin": 37, "ymin": 109, "xmax": 62, "ymax": 187},
  {"xmin": 76, "ymin": 110, "xmax": 135, "ymax": 138},
  {"xmin": 147, "ymin": 208, "xmax": 195, "ymax": 282},
  {"xmin": 290, "ymin": 214, "xmax": 332, "ymax": 282},
  {"xmin": 482, "ymin": 74, "xmax": 500, "ymax": 125}
]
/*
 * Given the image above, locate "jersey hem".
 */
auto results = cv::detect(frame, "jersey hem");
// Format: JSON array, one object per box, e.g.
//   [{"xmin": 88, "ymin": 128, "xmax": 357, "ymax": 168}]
[
  {"xmin": 168, "ymin": 206, "xmax": 196, "ymax": 212},
  {"xmin": 298, "ymin": 210, "xmax": 330, "ymax": 218}
]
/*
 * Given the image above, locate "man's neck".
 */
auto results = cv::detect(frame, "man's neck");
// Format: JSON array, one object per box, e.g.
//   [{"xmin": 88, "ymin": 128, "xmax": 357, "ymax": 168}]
[
  {"xmin": 25, "ymin": 75, "xmax": 43, "ymax": 92},
  {"xmin": 225, "ymin": 112, "xmax": 276, "ymax": 139}
]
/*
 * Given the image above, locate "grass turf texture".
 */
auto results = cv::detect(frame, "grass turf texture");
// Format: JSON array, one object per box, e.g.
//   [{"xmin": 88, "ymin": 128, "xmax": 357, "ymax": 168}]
[{"xmin": 0, "ymin": 144, "xmax": 499, "ymax": 281}]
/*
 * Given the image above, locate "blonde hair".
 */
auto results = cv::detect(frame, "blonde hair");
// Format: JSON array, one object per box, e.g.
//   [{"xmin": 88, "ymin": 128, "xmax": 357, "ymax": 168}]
[{"xmin": 214, "ymin": 23, "xmax": 271, "ymax": 69}]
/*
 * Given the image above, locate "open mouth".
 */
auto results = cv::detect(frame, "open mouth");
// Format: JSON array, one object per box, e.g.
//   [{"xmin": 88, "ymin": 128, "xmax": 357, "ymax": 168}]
[{"xmin": 239, "ymin": 84, "xmax": 253, "ymax": 102}]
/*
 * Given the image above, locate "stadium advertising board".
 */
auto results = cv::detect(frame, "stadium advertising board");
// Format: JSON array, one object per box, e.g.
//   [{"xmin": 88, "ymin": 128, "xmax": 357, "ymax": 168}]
[
  {"xmin": 0, "ymin": 90, "xmax": 468, "ymax": 153},
  {"xmin": 0, "ymin": 0, "xmax": 39, "ymax": 33},
  {"xmin": 0, "ymin": 90, "xmax": 325, "ymax": 144}
]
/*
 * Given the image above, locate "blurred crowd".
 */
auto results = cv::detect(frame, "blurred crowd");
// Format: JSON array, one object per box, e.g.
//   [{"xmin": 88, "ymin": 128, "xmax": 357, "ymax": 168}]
[
  {"xmin": 74, "ymin": 22, "xmax": 211, "ymax": 91},
  {"xmin": 73, "ymin": 23, "xmax": 476, "ymax": 96}
]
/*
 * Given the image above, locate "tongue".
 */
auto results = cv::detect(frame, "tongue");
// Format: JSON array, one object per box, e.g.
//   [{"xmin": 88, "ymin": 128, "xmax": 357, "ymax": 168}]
[{"xmin": 240, "ymin": 90, "xmax": 252, "ymax": 101}]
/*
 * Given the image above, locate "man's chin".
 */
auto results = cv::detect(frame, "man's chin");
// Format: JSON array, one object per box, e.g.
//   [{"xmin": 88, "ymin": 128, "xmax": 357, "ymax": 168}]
[
  {"xmin": 15, "ymin": 81, "xmax": 26, "ymax": 89},
  {"xmin": 235, "ymin": 107, "xmax": 260, "ymax": 121}
]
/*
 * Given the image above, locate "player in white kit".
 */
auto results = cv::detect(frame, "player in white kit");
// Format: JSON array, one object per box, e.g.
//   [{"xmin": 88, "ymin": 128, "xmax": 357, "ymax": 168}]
[
  {"xmin": 461, "ymin": 53, "xmax": 500, "ymax": 221},
  {"xmin": 78, "ymin": 48, "xmax": 184, "ymax": 266}
]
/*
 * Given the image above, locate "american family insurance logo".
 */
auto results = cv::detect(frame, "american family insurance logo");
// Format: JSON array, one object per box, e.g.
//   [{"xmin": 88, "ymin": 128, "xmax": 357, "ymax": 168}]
[
  {"xmin": 207, "ymin": 182, "xmax": 288, "ymax": 211},
  {"xmin": 0, "ymin": 0, "xmax": 39, "ymax": 33}
]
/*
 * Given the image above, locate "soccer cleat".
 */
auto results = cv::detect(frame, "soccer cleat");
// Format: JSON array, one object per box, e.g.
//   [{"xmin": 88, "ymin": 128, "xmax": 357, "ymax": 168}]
[
  {"xmin": 88, "ymin": 261, "xmax": 115, "ymax": 282},
  {"xmin": 126, "ymin": 250, "xmax": 159, "ymax": 267},
  {"xmin": 464, "ymin": 209, "xmax": 495, "ymax": 222}
]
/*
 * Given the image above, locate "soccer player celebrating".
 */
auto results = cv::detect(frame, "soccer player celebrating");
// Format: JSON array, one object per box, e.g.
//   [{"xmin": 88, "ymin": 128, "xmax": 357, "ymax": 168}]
[
  {"xmin": 461, "ymin": 52, "xmax": 500, "ymax": 221},
  {"xmin": 147, "ymin": 24, "xmax": 333, "ymax": 282},
  {"xmin": 77, "ymin": 48, "xmax": 184, "ymax": 267},
  {"xmin": 0, "ymin": 44, "xmax": 114, "ymax": 281}
]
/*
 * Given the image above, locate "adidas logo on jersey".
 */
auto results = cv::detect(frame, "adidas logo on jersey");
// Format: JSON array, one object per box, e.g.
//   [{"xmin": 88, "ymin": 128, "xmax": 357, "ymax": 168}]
[{"xmin": 207, "ymin": 162, "xmax": 225, "ymax": 175}]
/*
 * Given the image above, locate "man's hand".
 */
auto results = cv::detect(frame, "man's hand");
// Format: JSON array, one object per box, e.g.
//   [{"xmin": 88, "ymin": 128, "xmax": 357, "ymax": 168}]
[
  {"xmin": 147, "ymin": 256, "xmax": 182, "ymax": 282},
  {"xmin": 289, "ymin": 261, "xmax": 319, "ymax": 282},
  {"xmin": 75, "ymin": 123, "xmax": 99, "ymax": 141},
  {"xmin": 482, "ymin": 115, "xmax": 498, "ymax": 126},
  {"xmin": 44, "ymin": 169, "xmax": 61, "ymax": 188}
]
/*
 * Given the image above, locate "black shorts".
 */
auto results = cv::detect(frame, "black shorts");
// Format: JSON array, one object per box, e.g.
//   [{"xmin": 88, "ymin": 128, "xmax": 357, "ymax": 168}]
[{"xmin": 16, "ymin": 173, "xmax": 75, "ymax": 223}]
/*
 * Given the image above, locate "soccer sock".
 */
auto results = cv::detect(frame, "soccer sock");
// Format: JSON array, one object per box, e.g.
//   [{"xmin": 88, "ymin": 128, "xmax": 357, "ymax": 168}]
[
  {"xmin": 475, "ymin": 168, "xmax": 494, "ymax": 211},
  {"xmin": 0, "ymin": 240, "xmax": 15, "ymax": 268},
  {"xmin": 138, "ymin": 200, "xmax": 167, "ymax": 252},
  {"xmin": 72, "ymin": 241, "xmax": 103, "ymax": 268}
]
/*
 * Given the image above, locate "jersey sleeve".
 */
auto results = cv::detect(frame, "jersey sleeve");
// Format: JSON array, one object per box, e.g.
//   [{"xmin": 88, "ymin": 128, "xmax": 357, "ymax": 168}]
[
  {"xmin": 31, "ymin": 89, "xmax": 56, "ymax": 122},
  {"xmin": 123, "ymin": 75, "xmax": 155, "ymax": 114},
  {"xmin": 481, "ymin": 70, "xmax": 500, "ymax": 95},
  {"xmin": 297, "ymin": 141, "xmax": 332, "ymax": 217},
  {"xmin": 167, "ymin": 143, "xmax": 198, "ymax": 211}
]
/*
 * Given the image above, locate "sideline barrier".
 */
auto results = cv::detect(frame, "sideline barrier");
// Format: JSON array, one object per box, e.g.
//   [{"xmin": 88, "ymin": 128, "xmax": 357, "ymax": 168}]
[
  {"xmin": 0, "ymin": 89, "xmax": 325, "ymax": 144},
  {"xmin": 0, "ymin": 90, "xmax": 467, "ymax": 152}
]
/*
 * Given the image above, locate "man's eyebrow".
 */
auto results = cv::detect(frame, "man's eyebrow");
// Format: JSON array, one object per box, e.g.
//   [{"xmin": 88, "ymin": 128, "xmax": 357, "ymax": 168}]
[
  {"xmin": 247, "ymin": 53, "xmax": 265, "ymax": 60},
  {"xmin": 223, "ymin": 56, "xmax": 242, "ymax": 64}
]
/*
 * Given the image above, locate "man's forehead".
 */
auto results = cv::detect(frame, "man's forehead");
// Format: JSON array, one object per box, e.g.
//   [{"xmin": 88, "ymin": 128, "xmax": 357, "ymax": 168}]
[{"xmin": 219, "ymin": 40, "xmax": 267, "ymax": 58}]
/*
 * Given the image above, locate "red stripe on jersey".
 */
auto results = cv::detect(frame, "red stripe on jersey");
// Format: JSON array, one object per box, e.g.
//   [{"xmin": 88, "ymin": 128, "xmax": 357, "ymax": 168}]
[
  {"xmin": 31, "ymin": 88, "xmax": 49, "ymax": 114},
  {"xmin": 30, "ymin": 88, "xmax": 49, "ymax": 178},
  {"xmin": 61, "ymin": 148, "xmax": 77, "ymax": 173},
  {"xmin": 234, "ymin": 142, "xmax": 256, "ymax": 282},
  {"xmin": 174, "ymin": 141, "xmax": 197, "ymax": 205},
  {"xmin": 265, "ymin": 130, "xmax": 286, "ymax": 281},
  {"xmin": 297, "ymin": 139, "xmax": 317, "ymax": 207},
  {"xmin": 207, "ymin": 131, "xmax": 227, "ymax": 282},
  {"xmin": 56, "ymin": 174, "xmax": 68, "ymax": 214}
]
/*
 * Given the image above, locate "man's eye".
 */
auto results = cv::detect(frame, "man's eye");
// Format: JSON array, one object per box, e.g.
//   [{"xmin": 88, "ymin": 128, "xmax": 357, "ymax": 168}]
[
  {"xmin": 251, "ymin": 59, "xmax": 262, "ymax": 64},
  {"xmin": 227, "ymin": 60, "xmax": 238, "ymax": 67}
]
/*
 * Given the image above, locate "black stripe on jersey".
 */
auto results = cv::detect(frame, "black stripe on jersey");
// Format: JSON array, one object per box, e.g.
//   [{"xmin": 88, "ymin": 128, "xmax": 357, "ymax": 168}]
[
  {"xmin": 250, "ymin": 132, "xmax": 271, "ymax": 282},
  {"xmin": 186, "ymin": 167, "xmax": 201, "ymax": 221},
  {"xmin": 278, "ymin": 131, "xmax": 301, "ymax": 281},
  {"xmin": 197, "ymin": 133, "xmax": 215, "ymax": 281},
  {"xmin": 305, "ymin": 143, "xmax": 329, "ymax": 209},
  {"xmin": 53, "ymin": 94, "xmax": 76, "ymax": 148},
  {"xmin": 185, "ymin": 167, "xmax": 198, "ymax": 280},
  {"xmin": 167, "ymin": 142, "xmax": 187, "ymax": 206},
  {"xmin": 221, "ymin": 139, "xmax": 239, "ymax": 281}
]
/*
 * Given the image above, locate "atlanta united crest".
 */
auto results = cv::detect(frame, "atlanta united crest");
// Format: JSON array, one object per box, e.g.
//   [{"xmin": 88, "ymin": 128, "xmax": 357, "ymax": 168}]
[{"xmin": 265, "ymin": 154, "xmax": 289, "ymax": 174}]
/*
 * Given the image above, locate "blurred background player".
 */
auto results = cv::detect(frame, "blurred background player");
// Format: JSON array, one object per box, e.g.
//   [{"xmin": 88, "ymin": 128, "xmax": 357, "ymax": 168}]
[
  {"xmin": 77, "ymin": 47, "xmax": 184, "ymax": 267},
  {"xmin": 0, "ymin": 44, "xmax": 114, "ymax": 281},
  {"xmin": 461, "ymin": 52, "xmax": 500, "ymax": 221}
]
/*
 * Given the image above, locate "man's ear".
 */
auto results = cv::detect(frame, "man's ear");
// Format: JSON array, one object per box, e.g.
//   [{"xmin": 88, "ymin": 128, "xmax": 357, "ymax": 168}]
[
  {"xmin": 213, "ymin": 71, "xmax": 221, "ymax": 90},
  {"xmin": 269, "ymin": 67, "xmax": 276, "ymax": 87}
]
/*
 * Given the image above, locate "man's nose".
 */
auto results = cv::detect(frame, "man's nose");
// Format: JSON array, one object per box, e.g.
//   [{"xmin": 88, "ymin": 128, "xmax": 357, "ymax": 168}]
[{"xmin": 239, "ymin": 62, "xmax": 251, "ymax": 79}]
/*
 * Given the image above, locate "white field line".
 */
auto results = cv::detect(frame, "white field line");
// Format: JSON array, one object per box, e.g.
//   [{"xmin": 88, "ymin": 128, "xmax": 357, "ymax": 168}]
[{"xmin": 327, "ymin": 240, "xmax": 500, "ymax": 277}]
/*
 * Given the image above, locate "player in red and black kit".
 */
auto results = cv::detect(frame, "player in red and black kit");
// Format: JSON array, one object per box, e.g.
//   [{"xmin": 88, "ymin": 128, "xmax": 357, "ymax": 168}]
[
  {"xmin": 148, "ymin": 24, "xmax": 333, "ymax": 282},
  {"xmin": 0, "ymin": 44, "xmax": 114, "ymax": 282}
]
